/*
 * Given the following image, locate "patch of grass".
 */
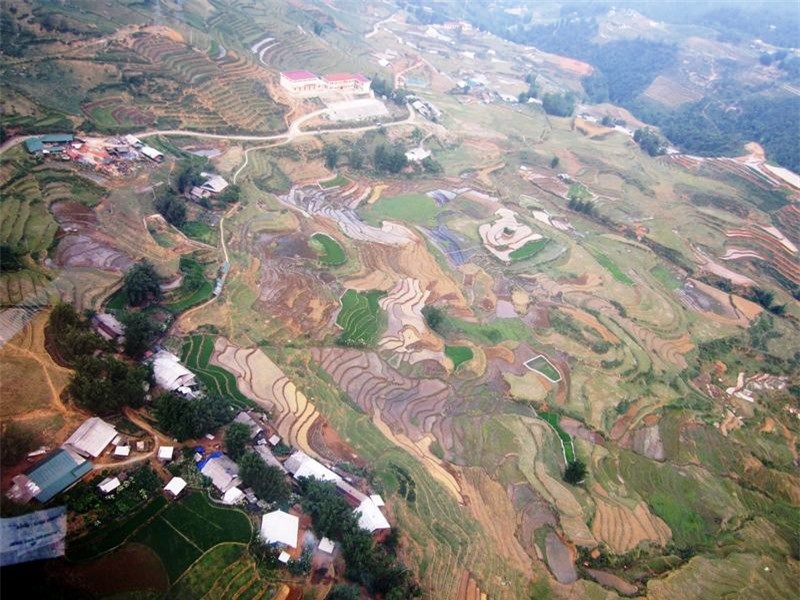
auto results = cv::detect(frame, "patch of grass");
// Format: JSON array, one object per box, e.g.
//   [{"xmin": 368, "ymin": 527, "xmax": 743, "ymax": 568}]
[
  {"xmin": 593, "ymin": 252, "xmax": 634, "ymax": 285},
  {"xmin": 650, "ymin": 264, "xmax": 681, "ymax": 290},
  {"xmin": 170, "ymin": 543, "xmax": 245, "ymax": 600},
  {"xmin": 105, "ymin": 288, "xmax": 126, "ymax": 311},
  {"xmin": 164, "ymin": 280, "xmax": 214, "ymax": 314},
  {"xmin": 335, "ymin": 289, "xmax": 385, "ymax": 347},
  {"xmin": 539, "ymin": 411, "xmax": 575, "ymax": 462},
  {"xmin": 131, "ymin": 516, "xmax": 202, "ymax": 583},
  {"xmin": 181, "ymin": 335, "xmax": 254, "ymax": 408},
  {"xmin": 509, "ymin": 238, "xmax": 549, "ymax": 261},
  {"xmin": 445, "ymin": 345, "xmax": 473, "ymax": 368},
  {"xmin": 180, "ymin": 221, "xmax": 218, "ymax": 246},
  {"xmin": 568, "ymin": 183, "xmax": 591, "ymax": 201},
  {"xmin": 309, "ymin": 233, "xmax": 346, "ymax": 266},
  {"xmin": 361, "ymin": 193, "xmax": 441, "ymax": 227},
  {"xmin": 445, "ymin": 316, "xmax": 536, "ymax": 346},
  {"xmin": 319, "ymin": 174, "xmax": 349, "ymax": 188},
  {"xmin": 525, "ymin": 355, "xmax": 561, "ymax": 382}
]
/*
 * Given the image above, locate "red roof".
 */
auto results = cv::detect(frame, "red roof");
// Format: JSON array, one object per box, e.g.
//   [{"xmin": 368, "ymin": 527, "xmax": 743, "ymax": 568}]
[
  {"xmin": 281, "ymin": 70, "xmax": 319, "ymax": 81},
  {"xmin": 323, "ymin": 72, "xmax": 369, "ymax": 83}
]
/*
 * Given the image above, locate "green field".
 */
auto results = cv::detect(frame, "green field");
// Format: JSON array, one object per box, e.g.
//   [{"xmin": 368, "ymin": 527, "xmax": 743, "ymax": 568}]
[
  {"xmin": 650, "ymin": 264, "xmax": 682, "ymax": 290},
  {"xmin": 509, "ymin": 238, "xmax": 549, "ymax": 261},
  {"xmin": 593, "ymin": 252, "xmax": 634, "ymax": 285},
  {"xmin": 525, "ymin": 355, "xmax": 561, "ymax": 382},
  {"xmin": 104, "ymin": 287, "xmax": 126, "ymax": 311},
  {"xmin": 319, "ymin": 174, "xmax": 349, "ymax": 188},
  {"xmin": 446, "ymin": 315, "xmax": 537, "ymax": 346},
  {"xmin": 181, "ymin": 334, "xmax": 254, "ymax": 408},
  {"xmin": 164, "ymin": 280, "xmax": 214, "ymax": 314},
  {"xmin": 309, "ymin": 233, "xmax": 346, "ymax": 266},
  {"xmin": 336, "ymin": 289, "xmax": 385, "ymax": 346},
  {"xmin": 180, "ymin": 221, "xmax": 218, "ymax": 246},
  {"xmin": 539, "ymin": 411, "xmax": 575, "ymax": 463},
  {"xmin": 361, "ymin": 193, "xmax": 441, "ymax": 227},
  {"xmin": 170, "ymin": 543, "xmax": 247, "ymax": 599},
  {"xmin": 445, "ymin": 345, "xmax": 473, "ymax": 368}
]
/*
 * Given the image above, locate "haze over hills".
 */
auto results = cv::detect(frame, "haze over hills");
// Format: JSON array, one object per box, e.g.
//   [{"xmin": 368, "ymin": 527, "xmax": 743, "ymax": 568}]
[{"xmin": 0, "ymin": 1, "xmax": 798, "ymax": 600}]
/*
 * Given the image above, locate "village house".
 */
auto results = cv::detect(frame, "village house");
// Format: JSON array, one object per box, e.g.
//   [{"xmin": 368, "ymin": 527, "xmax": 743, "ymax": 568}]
[
  {"xmin": 7, "ymin": 448, "xmax": 92, "ymax": 504},
  {"xmin": 90, "ymin": 313, "xmax": 125, "ymax": 343},
  {"xmin": 151, "ymin": 350, "xmax": 197, "ymax": 396},
  {"xmin": 63, "ymin": 417, "xmax": 118, "ymax": 459},
  {"xmin": 260, "ymin": 509, "xmax": 299, "ymax": 549},
  {"xmin": 198, "ymin": 453, "xmax": 241, "ymax": 494}
]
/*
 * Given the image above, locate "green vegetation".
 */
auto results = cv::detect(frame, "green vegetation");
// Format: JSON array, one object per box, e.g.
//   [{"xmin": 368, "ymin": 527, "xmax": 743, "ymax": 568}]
[
  {"xmin": 47, "ymin": 302, "xmax": 108, "ymax": 363},
  {"xmin": 525, "ymin": 355, "xmax": 561, "ymax": 382},
  {"xmin": 224, "ymin": 422, "xmax": 250, "ymax": 461},
  {"xmin": 180, "ymin": 221, "xmax": 218, "ymax": 245},
  {"xmin": 563, "ymin": 459, "xmax": 587, "ymax": 485},
  {"xmin": 446, "ymin": 315, "xmax": 536, "ymax": 346},
  {"xmin": 122, "ymin": 260, "xmax": 163, "ymax": 307},
  {"xmin": 593, "ymin": 252, "xmax": 634, "ymax": 285},
  {"xmin": 310, "ymin": 233, "xmax": 346, "ymax": 266},
  {"xmin": 170, "ymin": 543, "xmax": 244, "ymax": 600},
  {"xmin": 373, "ymin": 144, "xmax": 408, "ymax": 173},
  {"xmin": 163, "ymin": 255, "xmax": 214, "ymax": 314},
  {"xmin": 539, "ymin": 412, "xmax": 575, "ymax": 463},
  {"xmin": 155, "ymin": 193, "xmax": 187, "ymax": 228},
  {"xmin": 181, "ymin": 335, "xmax": 253, "ymax": 409},
  {"xmin": 541, "ymin": 92, "xmax": 576, "ymax": 117},
  {"xmin": 237, "ymin": 451, "xmax": 291, "ymax": 503},
  {"xmin": 650, "ymin": 265, "xmax": 682, "ymax": 290},
  {"xmin": 445, "ymin": 345, "xmax": 473, "ymax": 369},
  {"xmin": 362, "ymin": 193, "xmax": 441, "ymax": 227},
  {"xmin": 153, "ymin": 392, "xmax": 232, "ymax": 441},
  {"xmin": 120, "ymin": 310, "xmax": 160, "ymax": 359},
  {"xmin": 422, "ymin": 305, "xmax": 445, "ymax": 333},
  {"xmin": 319, "ymin": 173, "xmax": 349, "ymax": 189},
  {"xmin": 509, "ymin": 238, "xmax": 548, "ymax": 261},
  {"xmin": 69, "ymin": 355, "xmax": 151, "ymax": 415},
  {"xmin": 323, "ymin": 143, "xmax": 340, "ymax": 171},
  {"xmin": 335, "ymin": 289, "xmax": 385, "ymax": 347},
  {"xmin": 0, "ymin": 422, "xmax": 41, "ymax": 466},
  {"xmin": 634, "ymin": 127, "xmax": 666, "ymax": 156}
]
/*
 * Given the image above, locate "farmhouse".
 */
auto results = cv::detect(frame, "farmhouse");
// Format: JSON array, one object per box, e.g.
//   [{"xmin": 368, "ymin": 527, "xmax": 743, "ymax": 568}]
[
  {"xmin": 285, "ymin": 450, "xmax": 341, "ymax": 483},
  {"xmin": 7, "ymin": 449, "xmax": 92, "ymax": 504},
  {"xmin": 158, "ymin": 446, "xmax": 174, "ymax": 462},
  {"xmin": 190, "ymin": 173, "xmax": 229, "ymax": 201},
  {"xmin": 164, "ymin": 477, "xmax": 187, "ymax": 499},
  {"xmin": 355, "ymin": 496, "xmax": 391, "ymax": 533},
  {"xmin": 90, "ymin": 313, "xmax": 125, "ymax": 342},
  {"xmin": 151, "ymin": 350, "xmax": 197, "ymax": 395},
  {"xmin": 97, "ymin": 476, "xmax": 121, "ymax": 495},
  {"xmin": 199, "ymin": 453, "xmax": 241, "ymax": 493},
  {"xmin": 233, "ymin": 411, "xmax": 263, "ymax": 440},
  {"xmin": 260, "ymin": 510, "xmax": 299, "ymax": 548},
  {"xmin": 63, "ymin": 417, "xmax": 118, "ymax": 458},
  {"xmin": 140, "ymin": 145, "xmax": 164, "ymax": 163},
  {"xmin": 254, "ymin": 445, "xmax": 287, "ymax": 473}
]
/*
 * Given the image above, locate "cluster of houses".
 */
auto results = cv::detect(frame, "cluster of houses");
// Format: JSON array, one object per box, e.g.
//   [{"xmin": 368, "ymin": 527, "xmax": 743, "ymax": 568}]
[
  {"xmin": 279, "ymin": 70, "xmax": 372, "ymax": 98},
  {"xmin": 189, "ymin": 172, "xmax": 229, "ymax": 202},
  {"xmin": 7, "ymin": 416, "xmax": 157, "ymax": 504},
  {"xmin": 24, "ymin": 132, "xmax": 164, "ymax": 176}
]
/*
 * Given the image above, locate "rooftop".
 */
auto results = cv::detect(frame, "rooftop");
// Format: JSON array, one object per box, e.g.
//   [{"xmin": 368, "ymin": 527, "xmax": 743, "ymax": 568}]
[
  {"xmin": 63, "ymin": 417, "xmax": 117, "ymax": 458},
  {"xmin": 323, "ymin": 72, "xmax": 369, "ymax": 82},
  {"xmin": 285, "ymin": 451, "xmax": 341, "ymax": 483},
  {"xmin": 164, "ymin": 477, "xmax": 187, "ymax": 497},
  {"xmin": 15, "ymin": 449, "xmax": 91, "ymax": 503},
  {"xmin": 355, "ymin": 497, "xmax": 391, "ymax": 532},
  {"xmin": 260, "ymin": 510, "xmax": 299, "ymax": 548},
  {"xmin": 282, "ymin": 70, "xmax": 319, "ymax": 81},
  {"xmin": 200, "ymin": 454, "xmax": 241, "ymax": 493}
]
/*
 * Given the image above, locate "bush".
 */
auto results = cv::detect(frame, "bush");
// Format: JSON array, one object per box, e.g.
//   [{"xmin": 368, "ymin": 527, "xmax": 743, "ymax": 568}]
[
  {"xmin": 224, "ymin": 422, "xmax": 250, "ymax": 461},
  {"xmin": 238, "ymin": 452, "xmax": 291, "ymax": 503},
  {"xmin": 153, "ymin": 392, "xmax": 231, "ymax": 440},
  {"xmin": 563, "ymin": 459, "xmax": 586, "ymax": 485},
  {"xmin": 122, "ymin": 260, "xmax": 162, "ymax": 307}
]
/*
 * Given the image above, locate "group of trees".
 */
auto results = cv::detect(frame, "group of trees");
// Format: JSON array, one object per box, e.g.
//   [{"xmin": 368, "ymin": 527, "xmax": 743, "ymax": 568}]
[
  {"xmin": 237, "ymin": 451, "xmax": 291, "ymax": 503},
  {"xmin": 633, "ymin": 127, "xmax": 666, "ymax": 156},
  {"xmin": 0, "ymin": 245, "xmax": 24, "ymax": 271},
  {"xmin": 373, "ymin": 144, "xmax": 408, "ymax": 173},
  {"xmin": 224, "ymin": 422, "xmax": 250, "ymax": 461},
  {"xmin": 323, "ymin": 144, "xmax": 339, "ymax": 171},
  {"xmin": 542, "ymin": 92, "xmax": 576, "ymax": 117},
  {"xmin": 155, "ymin": 192, "xmax": 187, "ymax": 228},
  {"xmin": 122, "ymin": 260, "xmax": 162, "ymax": 307},
  {"xmin": 68, "ymin": 355, "xmax": 150, "ymax": 415},
  {"xmin": 566, "ymin": 198, "xmax": 596, "ymax": 216},
  {"xmin": 421, "ymin": 305, "xmax": 445, "ymax": 333},
  {"xmin": 517, "ymin": 74, "xmax": 541, "ymax": 103},
  {"xmin": 152, "ymin": 392, "xmax": 231, "ymax": 440},
  {"xmin": 47, "ymin": 303, "xmax": 108, "ymax": 363},
  {"xmin": 300, "ymin": 478, "xmax": 420, "ymax": 598},
  {"xmin": 746, "ymin": 287, "xmax": 787, "ymax": 316}
]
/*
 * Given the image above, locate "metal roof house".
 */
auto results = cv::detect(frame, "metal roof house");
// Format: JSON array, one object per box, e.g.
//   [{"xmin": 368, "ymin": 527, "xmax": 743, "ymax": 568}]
[
  {"xmin": 260, "ymin": 510, "xmax": 299, "ymax": 548},
  {"xmin": 355, "ymin": 496, "xmax": 391, "ymax": 533},
  {"xmin": 284, "ymin": 450, "xmax": 341, "ymax": 483},
  {"xmin": 7, "ymin": 449, "xmax": 92, "ymax": 504},
  {"xmin": 233, "ymin": 411, "xmax": 262, "ymax": 439},
  {"xmin": 152, "ymin": 350, "xmax": 197, "ymax": 393},
  {"xmin": 63, "ymin": 417, "xmax": 118, "ymax": 458},
  {"xmin": 199, "ymin": 454, "xmax": 241, "ymax": 493}
]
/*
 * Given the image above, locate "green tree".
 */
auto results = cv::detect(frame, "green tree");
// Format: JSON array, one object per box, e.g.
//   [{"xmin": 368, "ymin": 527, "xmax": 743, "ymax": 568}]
[
  {"xmin": 48, "ymin": 303, "xmax": 107, "ymax": 363},
  {"xmin": 550, "ymin": 156, "xmax": 560, "ymax": 169},
  {"xmin": 225, "ymin": 422, "xmax": 251, "ymax": 461},
  {"xmin": 421, "ymin": 157, "xmax": 442, "ymax": 173},
  {"xmin": 153, "ymin": 393, "xmax": 231, "ymax": 441},
  {"xmin": 155, "ymin": 192, "xmax": 187, "ymax": 227},
  {"xmin": 238, "ymin": 451, "xmax": 291, "ymax": 503},
  {"xmin": 542, "ymin": 92, "xmax": 576, "ymax": 117},
  {"xmin": 219, "ymin": 184, "xmax": 241, "ymax": 204},
  {"xmin": 327, "ymin": 584, "xmax": 360, "ymax": 600},
  {"xmin": 68, "ymin": 356, "xmax": 150, "ymax": 415},
  {"xmin": 122, "ymin": 260, "xmax": 162, "ymax": 307},
  {"xmin": 1, "ymin": 422, "xmax": 41, "ymax": 466},
  {"xmin": 563, "ymin": 459, "xmax": 587, "ymax": 485},
  {"xmin": 421, "ymin": 305, "xmax": 445, "ymax": 332},
  {"xmin": 0, "ymin": 245, "xmax": 24, "ymax": 271},
  {"xmin": 349, "ymin": 147, "xmax": 364, "ymax": 169},
  {"xmin": 120, "ymin": 311, "xmax": 159, "ymax": 359},
  {"xmin": 176, "ymin": 162, "xmax": 204, "ymax": 193},
  {"xmin": 323, "ymin": 144, "xmax": 339, "ymax": 170}
]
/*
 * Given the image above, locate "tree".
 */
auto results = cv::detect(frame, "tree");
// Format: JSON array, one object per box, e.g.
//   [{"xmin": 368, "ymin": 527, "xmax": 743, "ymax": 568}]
[
  {"xmin": 328, "ymin": 585, "xmax": 360, "ymax": 600},
  {"xmin": 542, "ymin": 92, "xmax": 575, "ymax": 117},
  {"xmin": 153, "ymin": 393, "xmax": 231, "ymax": 441},
  {"xmin": 238, "ymin": 451, "xmax": 291, "ymax": 503},
  {"xmin": 120, "ymin": 311, "xmax": 159, "ymax": 359},
  {"xmin": 219, "ymin": 184, "xmax": 241, "ymax": 204},
  {"xmin": 0, "ymin": 245, "xmax": 24, "ymax": 271},
  {"xmin": 633, "ymin": 127, "xmax": 665, "ymax": 156},
  {"xmin": 421, "ymin": 157, "xmax": 442, "ymax": 173},
  {"xmin": 122, "ymin": 260, "xmax": 162, "ymax": 307},
  {"xmin": 225, "ymin": 422, "xmax": 251, "ymax": 461},
  {"xmin": 421, "ymin": 305, "xmax": 445, "ymax": 332},
  {"xmin": 176, "ymin": 162, "xmax": 204, "ymax": 194},
  {"xmin": 563, "ymin": 459, "xmax": 587, "ymax": 484},
  {"xmin": 411, "ymin": 127, "xmax": 424, "ymax": 143},
  {"xmin": 550, "ymin": 156, "xmax": 560, "ymax": 169},
  {"xmin": 349, "ymin": 147, "xmax": 364, "ymax": 170},
  {"xmin": 48, "ymin": 303, "xmax": 108, "ymax": 363},
  {"xmin": 68, "ymin": 356, "xmax": 150, "ymax": 415},
  {"xmin": 323, "ymin": 144, "xmax": 340, "ymax": 170},
  {"xmin": 155, "ymin": 192, "xmax": 187, "ymax": 227},
  {"xmin": 374, "ymin": 144, "xmax": 408, "ymax": 173},
  {"xmin": 1, "ymin": 422, "xmax": 41, "ymax": 466}
]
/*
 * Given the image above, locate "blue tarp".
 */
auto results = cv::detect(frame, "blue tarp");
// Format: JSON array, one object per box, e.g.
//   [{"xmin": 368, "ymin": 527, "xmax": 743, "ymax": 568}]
[{"xmin": 196, "ymin": 451, "xmax": 222, "ymax": 471}]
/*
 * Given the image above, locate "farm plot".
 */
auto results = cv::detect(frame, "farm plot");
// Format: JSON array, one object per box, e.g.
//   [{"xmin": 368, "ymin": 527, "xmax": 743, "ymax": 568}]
[
  {"xmin": 181, "ymin": 335, "xmax": 253, "ymax": 408},
  {"xmin": 309, "ymin": 232, "xmax": 346, "ymax": 265},
  {"xmin": 360, "ymin": 193, "xmax": 442, "ymax": 227},
  {"xmin": 170, "ymin": 543, "xmax": 254, "ymax": 600},
  {"xmin": 211, "ymin": 337, "xmax": 320, "ymax": 455},
  {"xmin": 378, "ymin": 278, "xmax": 446, "ymax": 366},
  {"xmin": 479, "ymin": 208, "xmax": 545, "ymax": 262},
  {"xmin": 538, "ymin": 412, "xmax": 575, "ymax": 463},
  {"xmin": 336, "ymin": 289, "xmax": 386, "ymax": 347},
  {"xmin": 445, "ymin": 345, "xmax": 473, "ymax": 369},
  {"xmin": 524, "ymin": 355, "xmax": 562, "ymax": 382}
]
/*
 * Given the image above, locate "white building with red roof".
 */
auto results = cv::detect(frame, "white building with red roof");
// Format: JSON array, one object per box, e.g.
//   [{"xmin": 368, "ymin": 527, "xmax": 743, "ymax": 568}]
[{"xmin": 280, "ymin": 70, "xmax": 370, "ymax": 97}]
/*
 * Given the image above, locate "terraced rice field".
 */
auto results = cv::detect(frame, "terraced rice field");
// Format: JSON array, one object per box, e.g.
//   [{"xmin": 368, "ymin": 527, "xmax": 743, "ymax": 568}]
[
  {"xmin": 309, "ymin": 232, "xmax": 346, "ymax": 265},
  {"xmin": 592, "ymin": 251, "xmax": 634, "ymax": 285},
  {"xmin": 524, "ymin": 355, "xmax": 562, "ymax": 382},
  {"xmin": 335, "ymin": 289, "xmax": 385, "ymax": 346},
  {"xmin": 181, "ymin": 335, "xmax": 254, "ymax": 408}
]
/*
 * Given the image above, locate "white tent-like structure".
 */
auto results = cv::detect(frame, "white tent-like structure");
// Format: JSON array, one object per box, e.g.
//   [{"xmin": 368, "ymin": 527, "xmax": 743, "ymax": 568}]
[
  {"xmin": 63, "ymin": 417, "xmax": 117, "ymax": 458},
  {"xmin": 152, "ymin": 351, "xmax": 197, "ymax": 392},
  {"xmin": 97, "ymin": 477, "xmax": 121, "ymax": 495},
  {"xmin": 260, "ymin": 510, "xmax": 299, "ymax": 548},
  {"xmin": 284, "ymin": 451, "xmax": 341, "ymax": 483}
]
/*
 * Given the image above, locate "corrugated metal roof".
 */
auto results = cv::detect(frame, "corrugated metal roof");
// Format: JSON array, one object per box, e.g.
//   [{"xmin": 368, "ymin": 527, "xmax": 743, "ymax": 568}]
[
  {"xmin": 26, "ymin": 449, "xmax": 91, "ymax": 503},
  {"xmin": 260, "ymin": 510, "xmax": 299, "ymax": 548},
  {"xmin": 63, "ymin": 417, "xmax": 117, "ymax": 458}
]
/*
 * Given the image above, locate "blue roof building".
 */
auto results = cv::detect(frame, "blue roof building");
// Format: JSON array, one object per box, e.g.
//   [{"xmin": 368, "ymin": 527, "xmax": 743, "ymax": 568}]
[
  {"xmin": 8, "ymin": 449, "xmax": 92, "ymax": 504},
  {"xmin": 25, "ymin": 138, "xmax": 44, "ymax": 153}
]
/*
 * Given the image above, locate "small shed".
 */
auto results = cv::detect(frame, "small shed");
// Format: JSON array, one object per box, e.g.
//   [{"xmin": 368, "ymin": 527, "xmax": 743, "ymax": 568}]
[
  {"xmin": 222, "ymin": 487, "xmax": 245, "ymax": 505},
  {"xmin": 278, "ymin": 551, "xmax": 291, "ymax": 564},
  {"xmin": 97, "ymin": 477, "xmax": 121, "ymax": 495},
  {"xmin": 318, "ymin": 537, "xmax": 335, "ymax": 554},
  {"xmin": 158, "ymin": 446, "xmax": 174, "ymax": 462},
  {"xmin": 268, "ymin": 434, "xmax": 281, "ymax": 447},
  {"xmin": 113, "ymin": 446, "xmax": 131, "ymax": 458},
  {"xmin": 164, "ymin": 477, "xmax": 187, "ymax": 499}
]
